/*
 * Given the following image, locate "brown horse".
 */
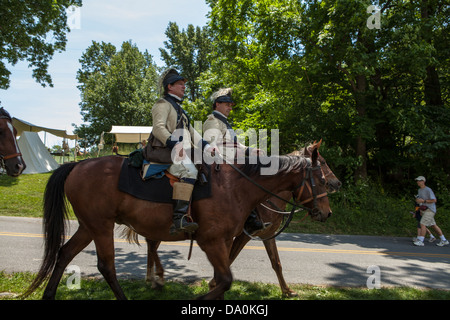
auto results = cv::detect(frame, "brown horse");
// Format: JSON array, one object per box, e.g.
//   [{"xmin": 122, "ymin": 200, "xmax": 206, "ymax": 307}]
[
  {"xmin": 141, "ymin": 142, "xmax": 341, "ymax": 296},
  {"xmin": 25, "ymin": 145, "xmax": 332, "ymax": 300},
  {"xmin": 0, "ymin": 107, "xmax": 26, "ymax": 176}
]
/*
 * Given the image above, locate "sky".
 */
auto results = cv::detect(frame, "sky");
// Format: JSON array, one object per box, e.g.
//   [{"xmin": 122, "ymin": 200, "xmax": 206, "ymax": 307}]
[{"xmin": 1, "ymin": 0, "xmax": 210, "ymax": 147}]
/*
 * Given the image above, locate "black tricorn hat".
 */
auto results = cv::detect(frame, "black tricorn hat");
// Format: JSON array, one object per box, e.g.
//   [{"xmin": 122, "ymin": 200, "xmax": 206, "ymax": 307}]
[
  {"xmin": 211, "ymin": 88, "xmax": 235, "ymax": 108},
  {"xmin": 162, "ymin": 68, "xmax": 187, "ymax": 87}
]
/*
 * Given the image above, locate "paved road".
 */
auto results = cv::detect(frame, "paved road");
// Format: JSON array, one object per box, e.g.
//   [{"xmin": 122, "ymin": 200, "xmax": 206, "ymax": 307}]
[{"xmin": 1, "ymin": 216, "xmax": 449, "ymax": 290}]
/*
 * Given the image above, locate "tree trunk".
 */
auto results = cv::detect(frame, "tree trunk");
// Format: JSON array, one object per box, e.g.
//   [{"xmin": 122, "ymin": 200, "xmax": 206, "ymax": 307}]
[{"xmin": 354, "ymin": 75, "xmax": 367, "ymax": 181}]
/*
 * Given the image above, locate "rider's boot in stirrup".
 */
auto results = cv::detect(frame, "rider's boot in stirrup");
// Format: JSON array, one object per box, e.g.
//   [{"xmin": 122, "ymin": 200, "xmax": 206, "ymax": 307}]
[
  {"xmin": 170, "ymin": 182, "xmax": 198, "ymax": 234},
  {"xmin": 244, "ymin": 210, "xmax": 272, "ymax": 235}
]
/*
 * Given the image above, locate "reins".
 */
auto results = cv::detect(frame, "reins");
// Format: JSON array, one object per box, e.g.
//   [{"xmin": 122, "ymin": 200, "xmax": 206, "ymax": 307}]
[
  {"xmin": 223, "ymin": 156, "xmax": 327, "ymax": 241},
  {"xmin": 226, "ymin": 158, "xmax": 324, "ymax": 214},
  {"xmin": 226, "ymin": 161, "xmax": 307, "ymax": 210}
]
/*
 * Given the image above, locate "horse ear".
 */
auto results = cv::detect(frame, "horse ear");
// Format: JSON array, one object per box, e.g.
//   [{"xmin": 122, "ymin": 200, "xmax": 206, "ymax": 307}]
[
  {"xmin": 316, "ymin": 139, "xmax": 322, "ymax": 149},
  {"xmin": 312, "ymin": 147, "xmax": 319, "ymax": 165}
]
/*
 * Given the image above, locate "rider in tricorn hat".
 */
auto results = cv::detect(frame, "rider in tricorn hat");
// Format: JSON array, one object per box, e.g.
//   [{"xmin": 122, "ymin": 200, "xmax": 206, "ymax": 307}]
[
  {"xmin": 151, "ymin": 68, "xmax": 217, "ymax": 234},
  {"xmin": 203, "ymin": 88, "xmax": 269, "ymax": 234}
]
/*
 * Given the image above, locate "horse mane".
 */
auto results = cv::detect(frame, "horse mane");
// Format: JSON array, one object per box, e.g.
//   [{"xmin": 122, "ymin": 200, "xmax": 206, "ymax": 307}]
[
  {"xmin": 0, "ymin": 107, "xmax": 12, "ymax": 121},
  {"xmin": 239, "ymin": 154, "xmax": 308, "ymax": 177}
]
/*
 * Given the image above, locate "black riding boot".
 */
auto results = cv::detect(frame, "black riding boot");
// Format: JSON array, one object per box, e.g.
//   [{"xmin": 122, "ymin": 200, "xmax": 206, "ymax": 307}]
[
  {"xmin": 244, "ymin": 210, "xmax": 270, "ymax": 235},
  {"xmin": 170, "ymin": 200, "xmax": 198, "ymax": 234}
]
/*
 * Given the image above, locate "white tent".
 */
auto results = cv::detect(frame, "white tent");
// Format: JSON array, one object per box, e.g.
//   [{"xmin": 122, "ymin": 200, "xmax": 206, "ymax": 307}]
[
  {"xmin": 109, "ymin": 126, "xmax": 152, "ymax": 143},
  {"xmin": 11, "ymin": 118, "xmax": 78, "ymax": 174},
  {"xmin": 12, "ymin": 118, "xmax": 78, "ymax": 140},
  {"xmin": 17, "ymin": 131, "xmax": 59, "ymax": 174}
]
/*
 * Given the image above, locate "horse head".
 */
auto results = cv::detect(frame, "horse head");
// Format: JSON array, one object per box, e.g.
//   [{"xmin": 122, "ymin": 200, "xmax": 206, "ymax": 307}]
[
  {"xmin": 0, "ymin": 108, "xmax": 26, "ymax": 176},
  {"xmin": 303, "ymin": 139, "xmax": 342, "ymax": 193},
  {"xmin": 290, "ymin": 141, "xmax": 337, "ymax": 222}
]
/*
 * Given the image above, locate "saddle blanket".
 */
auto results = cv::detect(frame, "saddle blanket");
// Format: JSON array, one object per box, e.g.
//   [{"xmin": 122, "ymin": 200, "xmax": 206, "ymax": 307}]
[{"xmin": 118, "ymin": 158, "xmax": 211, "ymax": 203}]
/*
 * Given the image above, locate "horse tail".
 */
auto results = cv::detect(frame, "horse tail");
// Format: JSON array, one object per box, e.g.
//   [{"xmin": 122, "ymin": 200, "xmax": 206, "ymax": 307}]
[
  {"xmin": 23, "ymin": 161, "xmax": 79, "ymax": 298},
  {"xmin": 119, "ymin": 226, "xmax": 141, "ymax": 246}
]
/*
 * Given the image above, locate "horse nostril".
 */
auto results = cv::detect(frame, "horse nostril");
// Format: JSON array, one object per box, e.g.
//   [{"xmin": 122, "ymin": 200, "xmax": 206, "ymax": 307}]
[
  {"xmin": 328, "ymin": 211, "xmax": 332, "ymax": 218},
  {"xmin": 14, "ymin": 163, "xmax": 25, "ymax": 175}
]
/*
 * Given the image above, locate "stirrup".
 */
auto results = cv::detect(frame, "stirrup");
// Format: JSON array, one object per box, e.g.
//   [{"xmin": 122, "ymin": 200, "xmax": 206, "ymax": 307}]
[
  {"xmin": 170, "ymin": 215, "xmax": 198, "ymax": 235},
  {"xmin": 249, "ymin": 222, "xmax": 273, "ymax": 236}
]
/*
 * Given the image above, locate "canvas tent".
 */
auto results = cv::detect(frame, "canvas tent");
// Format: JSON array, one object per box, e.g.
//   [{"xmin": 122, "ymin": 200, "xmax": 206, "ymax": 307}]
[
  {"xmin": 109, "ymin": 126, "xmax": 152, "ymax": 143},
  {"xmin": 12, "ymin": 118, "xmax": 78, "ymax": 140},
  {"xmin": 18, "ymin": 131, "xmax": 59, "ymax": 174},
  {"xmin": 12, "ymin": 118, "xmax": 78, "ymax": 174}
]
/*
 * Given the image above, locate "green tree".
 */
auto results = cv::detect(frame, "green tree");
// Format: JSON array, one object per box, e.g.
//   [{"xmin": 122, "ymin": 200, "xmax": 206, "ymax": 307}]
[
  {"xmin": 75, "ymin": 40, "xmax": 159, "ymax": 145},
  {"xmin": 0, "ymin": 0, "xmax": 82, "ymax": 89},
  {"xmin": 206, "ymin": 0, "xmax": 450, "ymax": 185},
  {"xmin": 159, "ymin": 22, "xmax": 212, "ymax": 102}
]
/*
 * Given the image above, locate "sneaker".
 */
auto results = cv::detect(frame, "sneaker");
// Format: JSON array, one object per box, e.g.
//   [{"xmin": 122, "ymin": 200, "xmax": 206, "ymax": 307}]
[
  {"xmin": 428, "ymin": 237, "xmax": 436, "ymax": 243},
  {"xmin": 436, "ymin": 240, "xmax": 449, "ymax": 247},
  {"xmin": 413, "ymin": 240, "xmax": 424, "ymax": 246}
]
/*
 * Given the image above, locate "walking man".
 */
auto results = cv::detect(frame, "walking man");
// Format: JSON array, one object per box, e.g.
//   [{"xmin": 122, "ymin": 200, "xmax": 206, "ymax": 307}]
[{"xmin": 413, "ymin": 176, "xmax": 449, "ymax": 246}]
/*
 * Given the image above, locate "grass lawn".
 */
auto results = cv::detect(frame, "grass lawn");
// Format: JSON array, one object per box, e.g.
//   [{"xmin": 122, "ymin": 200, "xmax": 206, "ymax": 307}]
[
  {"xmin": 1, "ymin": 271, "xmax": 450, "ymax": 300},
  {"xmin": 0, "ymin": 173, "xmax": 51, "ymax": 217}
]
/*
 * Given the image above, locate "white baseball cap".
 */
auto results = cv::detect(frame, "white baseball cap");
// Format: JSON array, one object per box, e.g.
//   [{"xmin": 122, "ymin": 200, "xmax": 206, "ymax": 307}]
[{"xmin": 415, "ymin": 176, "xmax": 426, "ymax": 182}]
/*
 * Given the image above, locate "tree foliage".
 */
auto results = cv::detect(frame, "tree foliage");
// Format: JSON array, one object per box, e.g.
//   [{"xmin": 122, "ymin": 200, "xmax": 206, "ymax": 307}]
[
  {"xmin": 72, "ymin": 1, "xmax": 449, "ymax": 194},
  {"xmin": 0, "ymin": 0, "xmax": 82, "ymax": 89},
  {"xmin": 159, "ymin": 22, "xmax": 212, "ymax": 102},
  {"xmin": 205, "ymin": 0, "xmax": 450, "ymax": 188},
  {"xmin": 75, "ymin": 40, "xmax": 159, "ymax": 144}
]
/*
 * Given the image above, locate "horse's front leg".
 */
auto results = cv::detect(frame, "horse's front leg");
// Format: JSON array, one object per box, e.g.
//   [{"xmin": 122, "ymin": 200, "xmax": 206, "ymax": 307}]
[
  {"xmin": 197, "ymin": 239, "xmax": 233, "ymax": 300},
  {"xmin": 209, "ymin": 231, "xmax": 251, "ymax": 292}
]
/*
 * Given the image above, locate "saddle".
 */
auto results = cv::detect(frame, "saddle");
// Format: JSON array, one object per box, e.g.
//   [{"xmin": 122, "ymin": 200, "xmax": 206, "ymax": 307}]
[{"xmin": 118, "ymin": 158, "xmax": 211, "ymax": 203}]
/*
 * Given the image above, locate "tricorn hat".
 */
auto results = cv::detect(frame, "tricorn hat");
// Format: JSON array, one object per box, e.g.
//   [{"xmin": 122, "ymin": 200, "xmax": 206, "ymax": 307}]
[
  {"xmin": 211, "ymin": 88, "xmax": 234, "ymax": 108},
  {"xmin": 159, "ymin": 68, "xmax": 187, "ymax": 95}
]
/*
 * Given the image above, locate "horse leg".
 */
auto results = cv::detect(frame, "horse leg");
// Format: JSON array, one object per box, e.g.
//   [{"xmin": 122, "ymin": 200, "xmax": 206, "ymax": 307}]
[
  {"xmin": 198, "ymin": 240, "xmax": 233, "ymax": 300},
  {"xmin": 93, "ymin": 228, "xmax": 127, "ymax": 300},
  {"xmin": 42, "ymin": 224, "xmax": 92, "ymax": 300},
  {"xmin": 263, "ymin": 238, "xmax": 298, "ymax": 297},
  {"xmin": 145, "ymin": 238, "xmax": 154, "ymax": 283},
  {"xmin": 145, "ymin": 239, "xmax": 165, "ymax": 289},
  {"xmin": 209, "ymin": 232, "xmax": 251, "ymax": 292}
]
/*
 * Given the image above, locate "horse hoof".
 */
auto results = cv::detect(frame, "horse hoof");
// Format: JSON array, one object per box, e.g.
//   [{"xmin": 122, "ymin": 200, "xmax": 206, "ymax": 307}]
[{"xmin": 283, "ymin": 290, "xmax": 298, "ymax": 298}]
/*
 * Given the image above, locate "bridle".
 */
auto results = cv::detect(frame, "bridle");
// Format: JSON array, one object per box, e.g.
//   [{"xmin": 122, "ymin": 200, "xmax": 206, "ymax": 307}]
[
  {"xmin": 226, "ymin": 156, "xmax": 328, "ymax": 215},
  {"xmin": 0, "ymin": 113, "xmax": 23, "ymax": 173},
  {"xmin": 225, "ymin": 156, "xmax": 329, "ymax": 241},
  {"xmin": 292, "ymin": 160, "xmax": 328, "ymax": 211}
]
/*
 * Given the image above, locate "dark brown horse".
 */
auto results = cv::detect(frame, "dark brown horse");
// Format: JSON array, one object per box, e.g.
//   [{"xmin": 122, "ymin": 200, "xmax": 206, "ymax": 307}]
[
  {"xmin": 141, "ymin": 141, "xmax": 341, "ymax": 296},
  {"xmin": 0, "ymin": 107, "xmax": 26, "ymax": 176},
  {"xmin": 25, "ymin": 145, "xmax": 332, "ymax": 300}
]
